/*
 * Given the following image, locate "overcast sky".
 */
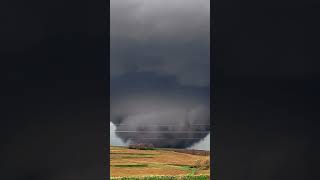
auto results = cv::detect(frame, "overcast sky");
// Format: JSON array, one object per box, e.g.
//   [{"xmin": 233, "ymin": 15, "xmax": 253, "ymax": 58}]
[{"xmin": 110, "ymin": 0, "xmax": 210, "ymax": 149}]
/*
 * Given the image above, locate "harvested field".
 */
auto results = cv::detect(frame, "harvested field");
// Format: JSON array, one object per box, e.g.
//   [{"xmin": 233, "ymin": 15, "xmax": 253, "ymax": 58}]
[{"xmin": 110, "ymin": 146, "xmax": 210, "ymax": 179}]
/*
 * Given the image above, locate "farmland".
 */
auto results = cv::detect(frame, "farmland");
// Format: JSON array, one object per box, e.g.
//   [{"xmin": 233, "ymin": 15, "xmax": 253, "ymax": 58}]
[{"xmin": 110, "ymin": 146, "xmax": 210, "ymax": 179}]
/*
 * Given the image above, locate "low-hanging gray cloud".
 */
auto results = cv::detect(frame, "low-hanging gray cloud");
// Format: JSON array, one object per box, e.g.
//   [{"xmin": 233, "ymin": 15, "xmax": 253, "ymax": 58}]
[
  {"xmin": 111, "ymin": 93, "xmax": 210, "ymax": 148},
  {"xmin": 110, "ymin": 0, "xmax": 210, "ymax": 87}
]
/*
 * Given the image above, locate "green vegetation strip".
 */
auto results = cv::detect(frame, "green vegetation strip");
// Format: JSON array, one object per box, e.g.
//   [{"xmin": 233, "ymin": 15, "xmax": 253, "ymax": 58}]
[
  {"xmin": 111, "ymin": 164, "xmax": 148, "ymax": 168},
  {"xmin": 177, "ymin": 166, "xmax": 197, "ymax": 176},
  {"xmin": 166, "ymin": 164, "xmax": 198, "ymax": 176},
  {"xmin": 110, "ymin": 175, "xmax": 209, "ymax": 180}
]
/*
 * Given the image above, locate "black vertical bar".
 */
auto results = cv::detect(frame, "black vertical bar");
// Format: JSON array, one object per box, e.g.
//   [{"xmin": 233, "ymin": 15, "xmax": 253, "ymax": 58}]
[{"xmin": 105, "ymin": 0, "xmax": 110, "ymax": 178}]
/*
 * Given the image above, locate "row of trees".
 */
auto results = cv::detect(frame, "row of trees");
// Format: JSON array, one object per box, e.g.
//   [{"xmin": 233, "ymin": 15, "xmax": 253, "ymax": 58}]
[{"xmin": 128, "ymin": 143, "xmax": 155, "ymax": 150}]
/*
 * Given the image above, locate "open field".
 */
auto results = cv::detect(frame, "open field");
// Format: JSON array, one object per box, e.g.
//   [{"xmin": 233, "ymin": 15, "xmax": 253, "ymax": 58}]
[
  {"xmin": 110, "ymin": 146, "xmax": 210, "ymax": 179},
  {"xmin": 110, "ymin": 175, "xmax": 210, "ymax": 180}
]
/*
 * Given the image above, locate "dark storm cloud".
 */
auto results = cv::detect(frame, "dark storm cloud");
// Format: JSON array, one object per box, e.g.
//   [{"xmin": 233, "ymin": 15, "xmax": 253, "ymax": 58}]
[
  {"xmin": 111, "ymin": 92, "xmax": 209, "ymax": 148},
  {"xmin": 110, "ymin": 0, "xmax": 210, "ymax": 87}
]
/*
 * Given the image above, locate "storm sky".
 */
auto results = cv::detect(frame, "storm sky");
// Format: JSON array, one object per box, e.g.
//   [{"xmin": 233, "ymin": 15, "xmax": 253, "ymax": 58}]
[{"xmin": 110, "ymin": 0, "xmax": 210, "ymax": 149}]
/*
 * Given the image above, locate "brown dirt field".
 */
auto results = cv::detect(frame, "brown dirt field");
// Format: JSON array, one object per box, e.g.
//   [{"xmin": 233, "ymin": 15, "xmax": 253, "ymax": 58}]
[
  {"xmin": 110, "ymin": 146, "xmax": 210, "ymax": 177},
  {"xmin": 111, "ymin": 167, "xmax": 188, "ymax": 177}
]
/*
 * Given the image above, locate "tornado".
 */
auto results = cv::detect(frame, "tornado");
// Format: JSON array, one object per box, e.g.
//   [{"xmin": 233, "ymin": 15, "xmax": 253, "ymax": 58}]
[{"xmin": 110, "ymin": 94, "xmax": 210, "ymax": 148}]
